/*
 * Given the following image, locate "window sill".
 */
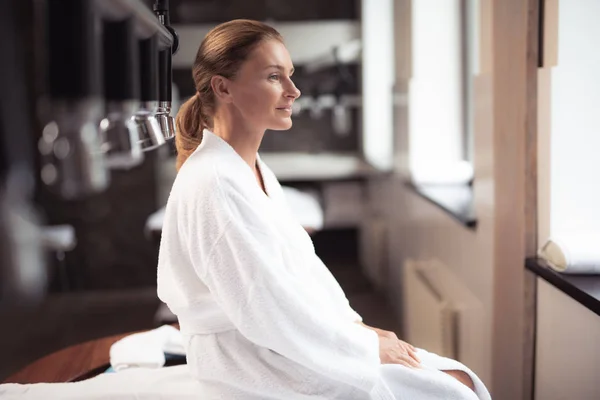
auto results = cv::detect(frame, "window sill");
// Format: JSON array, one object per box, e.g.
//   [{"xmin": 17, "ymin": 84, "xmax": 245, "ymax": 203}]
[
  {"xmin": 526, "ymin": 258, "xmax": 600, "ymax": 318},
  {"xmin": 405, "ymin": 181, "xmax": 477, "ymax": 229}
]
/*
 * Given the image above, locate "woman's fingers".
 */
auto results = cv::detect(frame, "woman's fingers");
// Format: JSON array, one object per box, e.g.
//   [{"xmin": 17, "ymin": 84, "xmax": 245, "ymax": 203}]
[
  {"xmin": 407, "ymin": 347, "xmax": 421, "ymax": 363},
  {"xmin": 381, "ymin": 351, "xmax": 421, "ymax": 368},
  {"xmin": 395, "ymin": 341, "xmax": 420, "ymax": 364},
  {"xmin": 400, "ymin": 354, "xmax": 421, "ymax": 369},
  {"xmin": 389, "ymin": 351, "xmax": 421, "ymax": 368},
  {"xmin": 379, "ymin": 336, "xmax": 422, "ymax": 368}
]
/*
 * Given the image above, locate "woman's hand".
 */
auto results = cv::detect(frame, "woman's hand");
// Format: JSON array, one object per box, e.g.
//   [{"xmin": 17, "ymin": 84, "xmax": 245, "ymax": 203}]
[
  {"xmin": 357, "ymin": 322, "xmax": 421, "ymax": 368},
  {"xmin": 378, "ymin": 334, "xmax": 421, "ymax": 368}
]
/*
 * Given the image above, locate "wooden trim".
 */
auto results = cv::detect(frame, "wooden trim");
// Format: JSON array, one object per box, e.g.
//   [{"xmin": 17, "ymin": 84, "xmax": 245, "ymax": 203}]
[
  {"xmin": 4, "ymin": 332, "xmax": 129, "ymax": 384},
  {"xmin": 542, "ymin": 0, "xmax": 559, "ymax": 67},
  {"xmin": 525, "ymin": 1, "xmax": 540, "ymax": 259},
  {"xmin": 4, "ymin": 324, "xmax": 181, "ymax": 384},
  {"xmin": 523, "ymin": 1, "xmax": 541, "ymax": 399},
  {"xmin": 405, "ymin": 0, "xmax": 413, "ymax": 80},
  {"xmin": 491, "ymin": 0, "xmax": 529, "ymax": 398},
  {"xmin": 522, "ymin": 3, "xmax": 541, "ymax": 400}
]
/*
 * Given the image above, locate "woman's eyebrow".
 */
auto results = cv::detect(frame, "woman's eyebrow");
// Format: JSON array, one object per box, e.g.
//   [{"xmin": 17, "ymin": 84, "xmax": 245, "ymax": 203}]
[{"xmin": 265, "ymin": 65, "xmax": 295, "ymax": 74}]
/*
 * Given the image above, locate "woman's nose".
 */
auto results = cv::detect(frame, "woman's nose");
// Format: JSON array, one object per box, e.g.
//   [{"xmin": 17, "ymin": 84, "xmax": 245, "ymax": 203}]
[{"xmin": 286, "ymin": 81, "xmax": 301, "ymax": 99}]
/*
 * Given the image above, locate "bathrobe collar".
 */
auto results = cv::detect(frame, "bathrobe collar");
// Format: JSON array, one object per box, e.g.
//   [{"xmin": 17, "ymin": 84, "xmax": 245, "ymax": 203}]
[{"xmin": 198, "ymin": 128, "xmax": 271, "ymax": 198}]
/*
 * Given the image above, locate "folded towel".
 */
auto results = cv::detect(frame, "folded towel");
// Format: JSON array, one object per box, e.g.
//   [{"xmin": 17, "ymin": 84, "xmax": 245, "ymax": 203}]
[
  {"xmin": 144, "ymin": 207, "xmax": 166, "ymax": 238},
  {"xmin": 538, "ymin": 234, "xmax": 600, "ymax": 274},
  {"xmin": 109, "ymin": 325, "xmax": 184, "ymax": 372}
]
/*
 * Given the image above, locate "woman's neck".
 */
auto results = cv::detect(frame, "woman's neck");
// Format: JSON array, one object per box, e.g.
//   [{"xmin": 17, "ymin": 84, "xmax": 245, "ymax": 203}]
[{"xmin": 212, "ymin": 116, "xmax": 264, "ymax": 172}]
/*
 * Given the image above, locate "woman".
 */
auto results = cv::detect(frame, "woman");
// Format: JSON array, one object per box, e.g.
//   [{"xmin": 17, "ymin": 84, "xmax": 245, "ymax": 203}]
[{"xmin": 157, "ymin": 19, "xmax": 491, "ymax": 400}]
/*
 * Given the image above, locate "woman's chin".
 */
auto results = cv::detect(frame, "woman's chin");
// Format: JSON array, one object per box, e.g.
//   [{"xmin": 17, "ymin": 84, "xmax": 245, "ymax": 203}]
[{"xmin": 268, "ymin": 119, "xmax": 294, "ymax": 131}]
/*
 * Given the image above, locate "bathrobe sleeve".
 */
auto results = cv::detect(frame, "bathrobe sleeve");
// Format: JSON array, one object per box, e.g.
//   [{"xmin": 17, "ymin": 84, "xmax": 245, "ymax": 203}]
[
  {"xmin": 190, "ymin": 187, "xmax": 381, "ymax": 394},
  {"xmin": 316, "ymin": 263, "xmax": 364, "ymax": 322}
]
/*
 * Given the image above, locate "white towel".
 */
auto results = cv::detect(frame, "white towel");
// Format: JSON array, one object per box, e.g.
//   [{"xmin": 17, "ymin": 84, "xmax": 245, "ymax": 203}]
[
  {"xmin": 538, "ymin": 234, "xmax": 600, "ymax": 274},
  {"xmin": 281, "ymin": 186, "xmax": 324, "ymax": 231},
  {"xmin": 144, "ymin": 207, "xmax": 166, "ymax": 238},
  {"xmin": 109, "ymin": 325, "xmax": 184, "ymax": 372}
]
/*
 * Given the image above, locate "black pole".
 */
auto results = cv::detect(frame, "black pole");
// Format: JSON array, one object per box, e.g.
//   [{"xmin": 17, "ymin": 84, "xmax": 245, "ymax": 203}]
[
  {"xmin": 153, "ymin": 0, "xmax": 177, "ymax": 104},
  {"xmin": 139, "ymin": 35, "xmax": 159, "ymax": 103},
  {"xmin": 48, "ymin": 0, "xmax": 101, "ymax": 100},
  {"xmin": 103, "ymin": 18, "xmax": 140, "ymax": 102},
  {"xmin": 157, "ymin": 49, "xmax": 172, "ymax": 103},
  {"xmin": 153, "ymin": 0, "xmax": 170, "ymax": 25}
]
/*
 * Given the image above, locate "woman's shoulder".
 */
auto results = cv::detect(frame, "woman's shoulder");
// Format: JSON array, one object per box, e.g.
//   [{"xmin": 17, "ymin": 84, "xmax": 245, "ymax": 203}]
[{"xmin": 172, "ymin": 149, "xmax": 258, "ymax": 210}]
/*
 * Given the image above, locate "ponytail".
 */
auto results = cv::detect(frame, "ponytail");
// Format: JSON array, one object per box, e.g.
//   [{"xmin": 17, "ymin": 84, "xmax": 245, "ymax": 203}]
[{"xmin": 175, "ymin": 93, "xmax": 204, "ymax": 171}]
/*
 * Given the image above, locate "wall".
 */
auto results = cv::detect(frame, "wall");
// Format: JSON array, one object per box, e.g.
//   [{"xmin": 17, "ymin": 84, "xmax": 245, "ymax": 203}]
[
  {"xmin": 383, "ymin": 1, "xmax": 531, "ymax": 398},
  {"xmin": 535, "ymin": 279, "xmax": 600, "ymax": 400},
  {"xmin": 535, "ymin": 2, "xmax": 600, "ymax": 398}
]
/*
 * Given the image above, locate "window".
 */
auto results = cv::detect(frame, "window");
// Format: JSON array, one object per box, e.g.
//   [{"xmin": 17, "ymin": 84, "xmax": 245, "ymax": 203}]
[
  {"xmin": 408, "ymin": 0, "xmax": 477, "ymax": 186},
  {"xmin": 539, "ymin": 0, "xmax": 600, "ymax": 238}
]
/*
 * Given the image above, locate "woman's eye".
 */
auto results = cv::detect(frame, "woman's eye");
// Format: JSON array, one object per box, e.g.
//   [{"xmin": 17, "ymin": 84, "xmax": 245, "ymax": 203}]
[{"xmin": 269, "ymin": 74, "xmax": 280, "ymax": 81}]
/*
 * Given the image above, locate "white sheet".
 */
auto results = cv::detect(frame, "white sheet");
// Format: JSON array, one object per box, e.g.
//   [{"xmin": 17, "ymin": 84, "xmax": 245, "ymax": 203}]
[
  {"xmin": 0, "ymin": 351, "xmax": 489, "ymax": 400},
  {"xmin": 0, "ymin": 365, "xmax": 200, "ymax": 400}
]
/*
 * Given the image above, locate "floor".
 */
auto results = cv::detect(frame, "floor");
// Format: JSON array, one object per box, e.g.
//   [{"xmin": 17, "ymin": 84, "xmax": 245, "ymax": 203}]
[{"xmin": 0, "ymin": 228, "xmax": 401, "ymax": 382}]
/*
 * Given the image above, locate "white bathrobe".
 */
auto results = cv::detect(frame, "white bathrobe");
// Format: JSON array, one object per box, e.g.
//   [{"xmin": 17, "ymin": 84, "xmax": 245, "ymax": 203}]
[{"xmin": 156, "ymin": 129, "xmax": 491, "ymax": 400}]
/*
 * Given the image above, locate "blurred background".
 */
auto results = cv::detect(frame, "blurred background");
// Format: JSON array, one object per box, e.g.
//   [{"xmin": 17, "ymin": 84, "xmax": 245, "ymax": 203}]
[{"xmin": 3, "ymin": 1, "xmax": 600, "ymax": 400}]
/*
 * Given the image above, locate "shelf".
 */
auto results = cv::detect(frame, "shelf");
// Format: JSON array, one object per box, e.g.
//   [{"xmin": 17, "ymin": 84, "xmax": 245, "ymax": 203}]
[{"xmin": 526, "ymin": 257, "xmax": 600, "ymax": 318}]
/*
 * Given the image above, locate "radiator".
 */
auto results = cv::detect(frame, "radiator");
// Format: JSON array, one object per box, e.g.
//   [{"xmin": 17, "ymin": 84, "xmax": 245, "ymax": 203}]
[{"xmin": 403, "ymin": 259, "xmax": 460, "ymax": 359}]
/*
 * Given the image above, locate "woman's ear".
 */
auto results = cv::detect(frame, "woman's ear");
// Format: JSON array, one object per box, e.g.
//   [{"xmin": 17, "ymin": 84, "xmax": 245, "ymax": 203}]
[{"xmin": 211, "ymin": 75, "xmax": 233, "ymax": 103}]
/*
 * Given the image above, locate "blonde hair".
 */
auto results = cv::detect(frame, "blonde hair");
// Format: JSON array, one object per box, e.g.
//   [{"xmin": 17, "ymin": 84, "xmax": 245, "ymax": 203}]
[{"xmin": 175, "ymin": 19, "xmax": 283, "ymax": 170}]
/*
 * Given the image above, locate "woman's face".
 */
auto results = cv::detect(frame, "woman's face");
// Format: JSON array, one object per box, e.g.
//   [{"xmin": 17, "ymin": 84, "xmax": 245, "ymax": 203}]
[{"xmin": 228, "ymin": 39, "xmax": 301, "ymax": 131}]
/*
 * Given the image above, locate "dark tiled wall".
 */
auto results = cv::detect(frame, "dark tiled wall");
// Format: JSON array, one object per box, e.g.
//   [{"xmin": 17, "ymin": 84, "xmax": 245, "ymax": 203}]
[{"xmin": 40, "ymin": 149, "xmax": 167, "ymax": 291}]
